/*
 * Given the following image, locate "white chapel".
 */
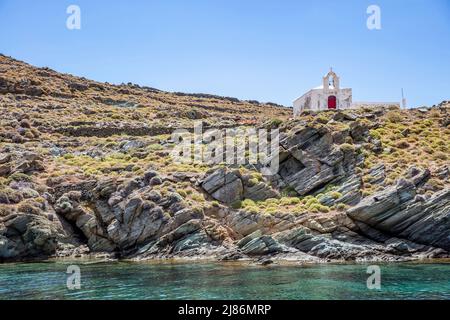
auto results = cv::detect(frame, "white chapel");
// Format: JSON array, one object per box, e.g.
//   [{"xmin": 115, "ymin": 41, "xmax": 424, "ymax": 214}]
[
  {"xmin": 293, "ymin": 69, "xmax": 402, "ymax": 116},
  {"xmin": 293, "ymin": 69, "xmax": 353, "ymax": 116}
]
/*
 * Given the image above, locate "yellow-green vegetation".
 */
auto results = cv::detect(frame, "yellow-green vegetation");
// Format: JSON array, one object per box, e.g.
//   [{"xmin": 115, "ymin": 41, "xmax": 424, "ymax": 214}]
[
  {"xmin": 362, "ymin": 109, "xmax": 449, "ymax": 194},
  {"xmin": 0, "ymin": 56, "xmax": 291, "ymax": 139},
  {"xmin": 236, "ymin": 191, "xmax": 342, "ymax": 215},
  {"xmin": 340, "ymin": 143, "xmax": 355, "ymax": 152},
  {"xmin": 147, "ymin": 180, "xmax": 212, "ymax": 211},
  {"xmin": 51, "ymin": 133, "xmax": 215, "ymax": 179},
  {"xmin": 1, "ymin": 55, "xmax": 448, "ymax": 223}
]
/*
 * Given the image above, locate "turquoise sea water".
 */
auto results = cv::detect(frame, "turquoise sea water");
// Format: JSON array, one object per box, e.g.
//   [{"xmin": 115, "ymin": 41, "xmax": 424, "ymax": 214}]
[{"xmin": 0, "ymin": 261, "xmax": 449, "ymax": 300}]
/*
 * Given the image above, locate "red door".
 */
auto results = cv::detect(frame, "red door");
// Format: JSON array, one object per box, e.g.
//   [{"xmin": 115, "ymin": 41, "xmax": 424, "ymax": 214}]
[{"xmin": 328, "ymin": 96, "xmax": 337, "ymax": 109}]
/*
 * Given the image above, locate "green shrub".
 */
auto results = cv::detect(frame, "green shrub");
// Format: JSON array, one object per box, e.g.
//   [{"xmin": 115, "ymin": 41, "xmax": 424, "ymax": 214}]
[
  {"xmin": 310, "ymin": 204, "xmax": 330, "ymax": 213},
  {"xmin": 385, "ymin": 111, "xmax": 403, "ymax": 123},
  {"xmin": 242, "ymin": 199, "xmax": 256, "ymax": 207},
  {"xmin": 231, "ymin": 200, "xmax": 243, "ymax": 209},
  {"xmin": 280, "ymin": 197, "xmax": 300, "ymax": 206},
  {"xmin": 147, "ymin": 144, "xmax": 163, "ymax": 151},
  {"xmin": 340, "ymin": 143, "xmax": 355, "ymax": 152},
  {"xmin": 177, "ymin": 189, "xmax": 187, "ymax": 198},
  {"xmin": 268, "ymin": 118, "xmax": 283, "ymax": 128},
  {"xmin": 329, "ymin": 191, "xmax": 342, "ymax": 200},
  {"xmin": 281, "ymin": 186, "xmax": 297, "ymax": 197},
  {"xmin": 247, "ymin": 178, "xmax": 259, "ymax": 187},
  {"xmin": 9, "ymin": 172, "xmax": 32, "ymax": 183},
  {"xmin": 191, "ymin": 193, "xmax": 205, "ymax": 202}
]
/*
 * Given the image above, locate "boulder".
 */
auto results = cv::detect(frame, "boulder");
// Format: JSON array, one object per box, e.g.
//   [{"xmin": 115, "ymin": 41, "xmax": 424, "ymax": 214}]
[
  {"xmin": 202, "ymin": 168, "xmax": 243, "ymax": 204},
  {"xmin": 349, "ymin": 120, "xmax": 369, "ymax": 142},
  {"xmin": 240, "ymin": 235, "xmax": 283, "ymax": 255},
  {"xmin": 0, "ymin": 214, "xmax": 60, "ymax": 260},
  {"xmin": 243, "ymin": 181, "xmax": 279, "ymax": 201},
  {"xmin": 236, "ymin": 230, "xmax": 263, "ymax": 248},
  {"xmin": 120, "ymin": 140, "xmax": 145, "ymax": 152},
  {"xmin": 225, "ymin": 210, "xmax": 296, "ymax": 237}
]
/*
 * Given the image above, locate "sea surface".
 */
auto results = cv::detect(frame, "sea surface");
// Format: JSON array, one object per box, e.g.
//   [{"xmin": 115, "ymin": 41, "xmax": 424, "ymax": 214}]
[{"xmin": 0, "ymin": 261, "xmax": 449, "ymax": 300}]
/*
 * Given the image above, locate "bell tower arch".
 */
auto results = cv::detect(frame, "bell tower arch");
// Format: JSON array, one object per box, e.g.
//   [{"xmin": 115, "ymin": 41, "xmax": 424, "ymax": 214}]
[{"xmin": 322, "ymin": 68, "xmax": 340, "ymax": 92}]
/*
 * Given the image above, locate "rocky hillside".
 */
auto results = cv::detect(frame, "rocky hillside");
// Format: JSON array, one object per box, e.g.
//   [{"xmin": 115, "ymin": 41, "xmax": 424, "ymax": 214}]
[{"xmin": 0, "ymin": 54, "xmax": 449, "ymax": 263}]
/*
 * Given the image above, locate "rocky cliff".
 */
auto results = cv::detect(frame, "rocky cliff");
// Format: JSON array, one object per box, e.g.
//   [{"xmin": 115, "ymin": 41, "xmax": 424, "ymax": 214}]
[{"xmin": 0, "ymin": 54, "xmax": 449, "ymax": 264}]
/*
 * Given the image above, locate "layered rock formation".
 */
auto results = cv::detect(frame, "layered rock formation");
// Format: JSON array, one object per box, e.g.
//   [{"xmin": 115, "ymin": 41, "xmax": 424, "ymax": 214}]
[{"xmin": 0, "ymin": 55, "xmax": 449, "ymax": 263}]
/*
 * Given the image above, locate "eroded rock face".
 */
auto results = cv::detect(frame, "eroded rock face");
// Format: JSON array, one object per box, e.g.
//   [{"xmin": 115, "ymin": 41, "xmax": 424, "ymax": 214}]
[
  {"xmin": 86, "ymin": 173, "xmax": 236, "ymax": 258},
  {"xmin": 0, "ymin": 146, "xmax": 448, "ymax": 264},
  {"xmin": 0, "ymin": 214, "xmax": 57, "ymax": 260},
  {"xmin": 0, "ymin": 151, "xmax": 45, "ymax": 178},
  {"xmin": 55, "ymin": 191, "xmax": 116, "ymax": 252},
  {"xmin": 347, "ymin": 168, "xmax": 450, "ymax": 251},
  {"xmin": 201, "ymin": 168, "xmax": 279, "ymax": 204},
  {"xmin": 239, "ymin": 235, "xmax": 283, "ymax": 255},
  {"xmin": 224, "ymin": 210, "xmax": 296, "ymax": 237},
  {"xmin": 202, "ymin": 168, "xmax": 243, "ymax": 204},
  {"xmin": 275, "ymin": 125, "xmax": 361, "ymax": 196},
  {"xmin": 1, "ymin": 54, "xmax": 449, "ymax": 264},
  {"xmin": 0, "ymin": 208, "xmax": 82, "ymax": 261},
  {"xmin": 1, "ymin": 166, "xmax": 449, "ymax": 262}
]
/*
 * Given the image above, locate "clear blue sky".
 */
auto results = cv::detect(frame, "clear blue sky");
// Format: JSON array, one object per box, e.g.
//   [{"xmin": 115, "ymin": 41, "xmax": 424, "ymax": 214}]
[{"xmin": 1, "ymin": 0, "xmax": 449, "ymax": 107}]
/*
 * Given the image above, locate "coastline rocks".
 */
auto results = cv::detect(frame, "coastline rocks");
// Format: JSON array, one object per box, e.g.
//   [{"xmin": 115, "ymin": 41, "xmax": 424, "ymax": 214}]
[
  {"xmin": 243, "ymin": 181, "xmax": 279, "ymax": 201},
  {"xmin": 0, "ymin": 163, "xmax": 11, "ymax": 177},
  {"xmin": 274, "ymin": 226, "xmax": 398, "ymax": 261},
  {"xmin": 347, "ymin": 167, "xmax": 450, "ymax": 251},
  {"xmin": 239, "ymin": 235, "xmax": 283, "ymax": 255},
  {"xmin": 55, "ymin": 192, "xmax": 116, "ymax": 252},
  {"xmin": 89, "ymin": 173, "xmax": 225, "ymax": 257},
  {"xmin": 0, "ymin": 212, "xmax": 73, "ymax": 261},
  {"xmin": 101, "ymin": 191, "xmax": 170, "ymax": 250},
  {"xmin": 0, "ymin": 214, "xmax": 57, "ymax": 260},
  {"xmin": 147, "ymin": 219, "xmax": 203, "ymax": 252},
  {"xmin": 225, "ymin": 210, "xmax": 296, "ymax": 237}
]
